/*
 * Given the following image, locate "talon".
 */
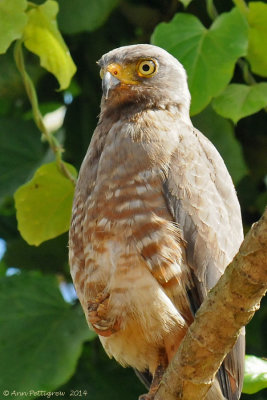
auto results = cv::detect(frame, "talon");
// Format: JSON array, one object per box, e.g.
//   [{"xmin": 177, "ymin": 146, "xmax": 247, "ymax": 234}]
[
  {"xmin": 88, "ymin": 311, "xmax": 100, "ymax": 324},
  {"xmin": 92, "ymin": 325, "xmax": 115, "ymax": 337},
  {"xmin": 87, "ymin": 292, "xmax": 121, "ymax": 337},
  {"xmin": 92, "ymin": 320, "xmax": 121, "ymax": 337}
]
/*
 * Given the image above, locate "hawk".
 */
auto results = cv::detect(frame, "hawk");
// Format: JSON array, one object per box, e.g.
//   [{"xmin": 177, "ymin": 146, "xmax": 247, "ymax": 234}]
[{"xmin": 69, "ymin": 44, "xmax": 245, "ymax": 400}]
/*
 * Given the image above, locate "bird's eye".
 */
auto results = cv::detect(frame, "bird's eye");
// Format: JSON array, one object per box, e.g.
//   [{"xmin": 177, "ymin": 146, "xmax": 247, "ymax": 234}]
[{"xmin": 137, "ymin": 59, "xmax": 157, "ymax": 77}]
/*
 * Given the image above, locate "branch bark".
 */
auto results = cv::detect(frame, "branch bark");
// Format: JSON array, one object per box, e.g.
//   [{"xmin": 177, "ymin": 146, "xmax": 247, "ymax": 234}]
[{"xmin": 155, "ymin": 207, "xmax": 267, "ymax": 400}]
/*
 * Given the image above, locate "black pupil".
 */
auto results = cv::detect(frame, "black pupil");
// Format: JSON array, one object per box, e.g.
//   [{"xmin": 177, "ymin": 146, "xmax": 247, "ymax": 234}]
[{"xmin": 142, "ymin": 63, "xmax": 150, "ymax": 72}]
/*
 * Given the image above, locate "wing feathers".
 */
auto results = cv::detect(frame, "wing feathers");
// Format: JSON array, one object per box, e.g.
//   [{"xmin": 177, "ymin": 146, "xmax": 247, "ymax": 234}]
[{"xmin": 162, "ymin": 125, "xmax": 244, "ymax": 399}]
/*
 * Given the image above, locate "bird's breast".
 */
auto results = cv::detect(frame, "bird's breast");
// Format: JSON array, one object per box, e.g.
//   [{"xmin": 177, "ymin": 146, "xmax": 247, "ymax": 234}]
[
  {"xmin": 82, "ymin": 140, "xmax": 190, "ymax": 301},
  {"xmin": 84, "ymin": 161, "xmax": 170, "ymax": 259},
  {"xmin": 70, "ymin": 119, "xmax": 192, "ymax": 371}
]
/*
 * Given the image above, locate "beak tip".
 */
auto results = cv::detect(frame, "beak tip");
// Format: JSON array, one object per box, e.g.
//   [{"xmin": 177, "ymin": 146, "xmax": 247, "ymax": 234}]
[{"xmin": 102, "ymin": 71, "xmax": 120, "ymax": 100}]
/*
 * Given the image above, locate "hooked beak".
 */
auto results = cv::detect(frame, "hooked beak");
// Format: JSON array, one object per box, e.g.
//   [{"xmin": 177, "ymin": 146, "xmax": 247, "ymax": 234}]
[{"xmin": 102, "ymin": 71, "xmax": 120, "ymax": 99}]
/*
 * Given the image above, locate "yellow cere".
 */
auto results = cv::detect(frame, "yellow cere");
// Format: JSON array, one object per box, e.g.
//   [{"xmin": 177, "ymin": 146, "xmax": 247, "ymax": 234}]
[{"xmin": 106, "ymin": 62, "xmax": 138, "ymax": 85}]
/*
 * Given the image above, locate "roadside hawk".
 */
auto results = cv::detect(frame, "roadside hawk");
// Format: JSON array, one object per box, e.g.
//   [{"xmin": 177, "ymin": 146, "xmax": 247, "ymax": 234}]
[{"xmin": 69, "ymin": 44, "xmax": 245, "ymax": 400}]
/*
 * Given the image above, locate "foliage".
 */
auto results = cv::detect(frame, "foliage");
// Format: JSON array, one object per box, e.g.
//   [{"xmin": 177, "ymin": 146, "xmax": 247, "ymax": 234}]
[
  {"xmin": 213, "ymin": 83, "xmax": 267, "ymax": 123},
  {"xmin": 23, "ymin": 0, "xmax": 76, "ymax": 90},
  {"xmin": 0, "ymin": 0, "xmax": 28, "ymax": 54},
  {"xmin": 0, "ymin": 271, "xmax": 94, "ymax": 398},
  {"xmin": 15, "ymin": 162, "xmax": 77, "ymax": 245},
  {"xmin": 151, "ymin": 7, "xmax": 249, "ymax": 115},
  {"xmin": 0, "ymin": 0, "xmax": 266, "ymax": 399},
  {"xmin": 243, "ymin": 356, "xmax": 267, "ymax": 394}
]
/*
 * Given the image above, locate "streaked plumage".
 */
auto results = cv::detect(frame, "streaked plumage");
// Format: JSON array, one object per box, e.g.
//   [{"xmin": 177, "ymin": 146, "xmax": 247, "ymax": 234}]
[{"xmin": 69, "ymin": 44, "xmax": 245, "ymax": 400}]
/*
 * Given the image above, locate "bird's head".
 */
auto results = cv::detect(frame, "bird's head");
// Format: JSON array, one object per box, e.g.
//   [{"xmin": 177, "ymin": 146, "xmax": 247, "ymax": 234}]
[{"xmin": 98, "ymin": 44, "xmax": 191, "ymax": 118}]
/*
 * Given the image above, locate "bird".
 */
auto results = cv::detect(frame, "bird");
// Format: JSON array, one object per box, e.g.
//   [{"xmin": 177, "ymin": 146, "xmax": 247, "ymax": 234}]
[{"xmin": 69, "ymin": 44, "xmax": 245, "ymax": 400}]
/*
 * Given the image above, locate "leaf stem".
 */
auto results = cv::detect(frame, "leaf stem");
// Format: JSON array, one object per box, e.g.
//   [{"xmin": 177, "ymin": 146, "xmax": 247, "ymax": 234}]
[
  {"xmin": 238, "ymin": 59, "xmax": 257, "ymax": 85},
  {"xmin": 232, "ymin": 0, "xmax": 249, "ymax": 16},
  {"xmin": 237, "ymin": 59, "xmax": 267, "ymax": 112},
  {"xmin": 14, "ymin": 41, "xmax": 76, "ymax": 186},
  {"xmin": 206, "ymin": 0, "xmax": 218, "ymax": 21}
]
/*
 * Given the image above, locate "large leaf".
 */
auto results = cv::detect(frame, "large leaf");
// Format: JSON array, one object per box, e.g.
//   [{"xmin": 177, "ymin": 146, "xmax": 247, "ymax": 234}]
[
  {"xmin": 243, "ymin": 355, "xmax": 267, "ymax": 394},
  {"xmin": 23, "ymin": 0, "xmax": 76, "ymax": 90},
  {"xmin": 0, "ymin": 117, "xmax": 47, "ymax": 201},
  {"xmin": 58, "ymin": 341, "xmax": 144, "ymax": 400},
  {"xmin": 212, "ymin": 83, "xmax": 267, "ymax": 123},
  {"xmin": 247, "ymin": 2, "xmax": 267, "ymax": 77},
  {"xmin": 14, "ymin": 162, "xmax": 77, "ymax": 246},
  {"xmin": 192, "ymin": 105, "xmax": 247, "ymax": 183},
  {"xmin": 0, "ymin": 272, "xmax": 94, "ymax": 397},
  {"xmin": 57, "ymin": 0, "xmax": 118, "ymax": 34},
  {"xmin": 0, "ymin": 48, "xmax": 26, "ymax": 101},
  {"xmin": 151, "ymin": 7, "xmax": 248, "ymax": 115},
  {"xmin": 4, "ymin": 234, "xmax": 69, "ymax": 274},
  {"xmin": 0, "ymin": 0, "xmax": 28, "ymax": 54}
]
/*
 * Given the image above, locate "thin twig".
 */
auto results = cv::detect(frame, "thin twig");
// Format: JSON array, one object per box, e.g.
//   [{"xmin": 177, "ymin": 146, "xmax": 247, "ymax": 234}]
[{"xmin": 14, "ymin": 41, "xmax": 76, "ymax": 185}]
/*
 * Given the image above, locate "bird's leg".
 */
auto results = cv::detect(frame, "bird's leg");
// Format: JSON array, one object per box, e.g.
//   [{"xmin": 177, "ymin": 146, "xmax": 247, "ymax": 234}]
[
  {"xmin": 87, "ymin": 292, "xmax": 121, "ymax": 337},
  {"xmin": 139, "ymin": 348, "xmax": 168, "ymax": 400}
]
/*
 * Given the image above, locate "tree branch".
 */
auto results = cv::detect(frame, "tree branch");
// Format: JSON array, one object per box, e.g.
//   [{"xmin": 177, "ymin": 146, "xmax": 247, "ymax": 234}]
[{"xmin": 155, "ymin": 208, "xmax": 267, "ymax": 400}]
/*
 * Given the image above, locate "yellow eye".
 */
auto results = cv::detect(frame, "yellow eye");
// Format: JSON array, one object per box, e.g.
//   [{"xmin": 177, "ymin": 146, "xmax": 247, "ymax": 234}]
[{"xmin": 137, "ymin": 59, "xmax": 157, "ymax": 77}]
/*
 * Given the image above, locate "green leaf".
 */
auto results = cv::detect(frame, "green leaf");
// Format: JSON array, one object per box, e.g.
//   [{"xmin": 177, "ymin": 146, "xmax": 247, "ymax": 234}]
[
  {"xmin": 23, "ymin": 0, "xmax": 76, "ymax": 90},
  {"xmin": 4, "ymin": 234, "xmax": 69, "ymax": 274},
  {"xmin": 192, "ymin": 105, "xmax": 247, "ymax": 183},
  {"xmin": 14, "ymin": 162, "xmax": 77, "ymax": 246},
  {"xmin": 57, "ymin": 0, "xmax": 119, "ymax": 34},
  {"xmin": 247, "ymin": 2, "xmax": 267, "ymax": 77},
  {"xmin": 243, "ymin": 355, "xmax": 267, "ymax": 394},
  {"xmin": 58, "ymin": 341, "xmax": 144, "ymax": 400},
  {"xmin": 0, "ymin": 0, "xmax": 28, "ymax": 54},
  {"xmin": 0, "ymin": 49, "xmax": 24, "ymax": 101},
  {"xmin": 0, "ymin": 117, "xmax": 47, "ymax": 201},
  {"xmin": 212, "ymin": 83, "xmax": 267, "ymax": 123},
  {"xmin": 0, "ymin": 272, "xmax": 94, "ymax": 397},
  {"xmin": 151, "ymin": 7, "xmax": 248, "ymax": 115}
]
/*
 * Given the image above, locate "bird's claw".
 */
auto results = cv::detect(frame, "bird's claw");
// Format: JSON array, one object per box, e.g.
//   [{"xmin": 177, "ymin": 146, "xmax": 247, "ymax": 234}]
[{"xmin": 88, "ymin": 292, "xmax": 121, "ymax": 336}]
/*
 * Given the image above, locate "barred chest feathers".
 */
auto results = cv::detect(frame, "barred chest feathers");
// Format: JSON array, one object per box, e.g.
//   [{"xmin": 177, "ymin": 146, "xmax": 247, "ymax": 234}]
[{"xmin": 70, "ymin": 110, "xmax": 192, "ymax": 372}]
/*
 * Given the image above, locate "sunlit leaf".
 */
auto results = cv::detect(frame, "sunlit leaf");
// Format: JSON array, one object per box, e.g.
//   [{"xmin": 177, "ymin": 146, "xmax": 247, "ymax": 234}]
[
  {"xmin": 192, "ymin": 105, "xmax": 247, "ymax": 183},
  {"xmin": 243, "ymin": 355, "xmax": 267, "ymax": 394},
  {"xmin": 247, "ymin": 2, "xmax": 267, "ymax": 77},
  {"xmin": 14, "ymin": 162, "xmax": 77, "ymax": 246},
  {"xmin": 212, "ymin": 83, "xmax": 267, "ymax": 123},
  {"xmin": 57, "ymin": 0, "xmax": 118, "ymax": 34},
  {"xmin": 23, "ymin": 0, "xmax": 76, "ymax": 90},
  {"xmin": 151, "ymin": 8, "xmax": 248, "ymax": 115},
  {"xmin": 0, "ymin": 0, "xmax": 28, "ymax": 54},
  {"xmin": 0, "ymin": 272, "xmax": 94, "ymax": 398}
]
